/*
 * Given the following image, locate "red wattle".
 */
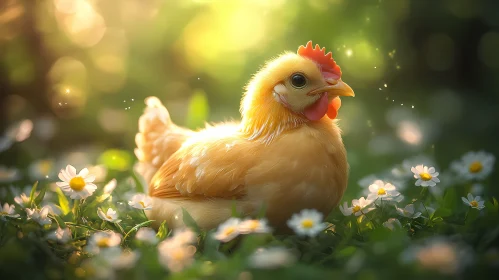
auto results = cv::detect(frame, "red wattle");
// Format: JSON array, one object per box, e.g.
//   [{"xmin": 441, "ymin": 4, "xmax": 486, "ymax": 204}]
[
  {"xmin": 303, "ymin": 93, "xmax": 329, "ymax": 121},
  {"xmin": 327, "ymin": 97, "xmax": 342, "ymax": 119}
]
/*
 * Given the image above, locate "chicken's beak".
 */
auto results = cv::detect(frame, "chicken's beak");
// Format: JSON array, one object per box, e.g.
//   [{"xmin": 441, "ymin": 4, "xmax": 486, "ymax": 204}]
[{"xmin": 307, "ymin": 79, "xmax": 355, "ymax": 97}]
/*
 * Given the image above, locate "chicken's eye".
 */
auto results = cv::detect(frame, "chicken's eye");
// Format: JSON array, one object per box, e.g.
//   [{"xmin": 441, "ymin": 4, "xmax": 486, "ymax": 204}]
[{"xmin": 290, "ymin": 73, "xmax": 307, "ymax": 88}]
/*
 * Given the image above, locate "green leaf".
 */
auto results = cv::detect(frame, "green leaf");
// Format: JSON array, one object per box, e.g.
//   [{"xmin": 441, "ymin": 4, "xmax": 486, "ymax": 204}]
[
  {"xmin": 55, "ymin": 188, "xmax": 70, "ymax": 215},
  {"xmin": 124, "ymin": 220, "xmax": 154, "ymax": 240},
  {"xmin": 34, "ymin": 186, "xmax": 46, "ymax": 206},
  {"xmin": 185, "ymin": 90, "xmax": 209, "ymax": 129},
  {"xmin": 156, "ymin": 221, "xmax": 169, "ymax": 240},
  {"xmin": 29, "ymin": 181, "xmax": 39, "ymax": 206},
  {"xmin": 182, "ymin": 207, "xmax": 201, "ymax": 233}
]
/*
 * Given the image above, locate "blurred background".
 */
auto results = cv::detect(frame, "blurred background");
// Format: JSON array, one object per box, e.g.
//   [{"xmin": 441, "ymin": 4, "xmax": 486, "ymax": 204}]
[{"xmin": 1, "ymin": 0, "xmax": 499, "ymax": 197}]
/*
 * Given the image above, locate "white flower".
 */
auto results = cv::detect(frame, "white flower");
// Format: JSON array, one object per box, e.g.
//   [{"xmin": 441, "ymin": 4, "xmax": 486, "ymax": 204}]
[
  {"xmin": 451, "ymin": 151, "xmax": 495, "ymax": 181},
  {"xmin": 339, "ymin": 197, "xmax": 375, "ymax": 217},
  {"xmin": 128, "ymin": 193, "xmax": 153, "ymax": 210},
  {"xmin": 461, "ymin": 193, "xmax": 485, "ymax": 210},
  {"xmin": 396, "ymin": 204, "xmax": 422, "ymax": 219},
  {"xmin": 401, "ymin": 238, "xmax": 472, "ymax": 275},
  {"xmin": 28, "ymin": 159, "xmax": 55, "ymax": 180},
  {"xmin": 391, "ymin": 155, "xmax": 436, "ymax": 180},
  {"xmin": 42, "ymin": 202, "xmax": 62, "ymax": 215},
  {"xmin": 135, "ymin": 227, "xmax": 158, "ymax": 245},
  {"xmin": 238, "ymin": 218, "xmax": 272, "ymax": 234},
  {"xmin": 97, "ymin": 207, "xmax": 121, "ymax": 223},
  {"xmin": 383, "ymin": 218, "xmax": 403, "ymax": 231},
  {"xmin": 26, "ymin": 206, "xmax": 52, "ymax": 226},
  {"xmin": 171, "ymin": 228, "xmax": 197, "ymax": 246},
  {"xmin": 0, "ymin": 202, "xmax": 20, "ymax": 220},
  {"xmin": 102, "ymin": 248, "xmax": 140, "ymax": 270},
  {"xmin": 56, "ymin": 165, "xmax": 97, "ymax": 199},
  {"xmin": 14, "ymin": 193, "xmax": 31, "ymax": 208},
  {"xmin": 0, "ymin": 166, "xmax": 20, "ymax": 183},
  {"xmin": 158, "ymin": 240, "xmax": 196, "ymax": 273},
  {"xmin": 213, "ymin": 217, "xmax": 241, "ymax": 242},
  {"xmin": 248, "ymin": 247, "xmax": 297, "ymax": 269},
  {"xmin": 366, "ymin": 180, "xmax": 401, "ymax": 201},
  {"xmin": 411, "ymin": 165, "xmax": 440, "ymax": 187},
  {"xmin": 87, "ymin": 231, "xmax": 122, "ymax": 254},
  {"xmin": 47, "ymin": 227, "xmax": 72, "ymax": 243},
  {"xmin": 287, "ymin": 209, "xmax": 327, "ymax": 237},
  {"xmin": 103, "ymin": 179, "xmax": 117, "ymax": 195}
]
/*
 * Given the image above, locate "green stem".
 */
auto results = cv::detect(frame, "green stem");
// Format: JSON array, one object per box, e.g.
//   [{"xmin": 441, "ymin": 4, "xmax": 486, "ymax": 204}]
[{"xmin": 72, "ymin": 200, "xmax": 81, "ymax": 223}]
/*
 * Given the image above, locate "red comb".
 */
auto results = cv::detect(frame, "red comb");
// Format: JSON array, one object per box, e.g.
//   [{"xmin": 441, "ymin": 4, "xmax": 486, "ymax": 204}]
[{"xmin": 297, "ymin": 41, "xmax": 342, "ymax": 80}]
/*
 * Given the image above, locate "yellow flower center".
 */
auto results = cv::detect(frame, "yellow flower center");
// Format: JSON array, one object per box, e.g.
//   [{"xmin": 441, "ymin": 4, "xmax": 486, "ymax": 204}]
[
  {"xmin": 470, "ymin": 201, "xmax": 478, "ymax": 208},
  {"xmin": 301, "ymin": 219, "xmax": 314, "ymax": 228},
  {"xmin": 171, "ymin": 248, "xmax": 186, "ymax": 261},
  {"xmin": 106, "ymin": 215, "xmax": 113, "ymax": 220},
  {"xmin": 96, "ymin": 238, "xmax": 110, "ymax": 248},
  {"xmin": 352, "ymin": 205, "xmax": 361, "ymax": 213},
  {"xmin": 469, "ymin": 161, "xmax": 483, "ymax": 173},
  {"xmin": 0, "ymin": 212, "xmax": 7, "ymax": 215},
  {"xmin": 139, "ymin": 201, "xmax": 146, "ymax": 208},
  {"xmin": 69, "ymin": 176, "xmax": 86, "ymax": 191},
  {"xmin": 248, "ymin": 220, "xmax": 260, "ymax": 230},
  {"xmin": 377, "ymin": 188, "xmax": 386, "ymax": 195},
  {"xmin": 223, "ymin": 226, "xmax": 236, "ymax": 236},
  {"xmin": 419, "ymin": 173, "xmax": 432, "ymax": 181}
]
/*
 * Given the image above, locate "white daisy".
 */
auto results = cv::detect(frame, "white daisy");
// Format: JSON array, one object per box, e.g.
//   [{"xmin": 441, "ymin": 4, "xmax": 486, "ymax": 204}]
[
  {"xmin": 56, "ymin": 165, "xmax": 97, "ymax": 199},
  {"xmin": 47, "ymin": 227, "xmax": 72, "ymax": 243},
  {"xmin": 0, "ymin": 202, "xmax": 20, "ymax": 220},
  {"xmin": 451, "ymin": 151, "xmax": 495, "ymax": 181},
  {"xmin": 396, "ymin": 204, "xmax": 422, "ymax": 219},
  {"xmin": 238, "ymin": 218, "xmax": 272, "ymax": 234},
  {"xmin": 383, "ymin": 218, "xmax": 403, "ymax": 231},
  {"xmin": 103, "ymin": 179, "xmax": 117, "ymax": 195},
  {"xmin": 213, "ymin": 217, "xmax": 241, "ymax": 242},
  {"xmin": 158, "ymin": 241, "xmax": 197, "ymax": 273},
  {"xmin": 171, "ymin": 228, "xmax": 197, "ymax": 246},
  {"xmin": 108, "ymin": 249, "xmax": 140, "ymax": 270},
  {"xmin": 128, "ymin": 193, "xmax": 153, "ymax": 210},
  {"xmin": 366, "ymin": 180, "xmax": 401, "ymax": 201},
  {"xmin": 248, "ymin": 247, "xmax": 297, "ymax": 269},
  {"xmin": 97, "ymin": 207, "xmax": 121, "ymax": 223},
  {"xmin": 135, "ymin": 227, "xmax": 158, "ymax": 245},
  {"xmin": 26, "ymin": 206, "xmax": 52, "ymax": 226},
  {"xmin": 287, "ymin": 209, "xmax": 327, "ymax": 237},
  {"xmin": 461, "ymin": 193, "xmax": 485, "ymax": 210},
  {"xmin": 87, "ymin": 231, "xmax": 122, "ymax": 254},
  {"xmin": 391, "ymin": 155, "xmax": 436, "ymax": 180},
  {"xmin": 411, "ymin": 165, "xmax": 440, "ymax": 187},
  {"xmin": 401, "ymin": 238, "xmax": 472, "ymax": 275},
  {"xmin": 14, "ymin": 192, "xmax": 31, "ymax": 208},
  {"xmin": 0, "ymin": 166, "xmax": 20, "ymax": 183},
  {"xmin": 339, "ymin": 197, "xmax": 375, "ymax": 217}
]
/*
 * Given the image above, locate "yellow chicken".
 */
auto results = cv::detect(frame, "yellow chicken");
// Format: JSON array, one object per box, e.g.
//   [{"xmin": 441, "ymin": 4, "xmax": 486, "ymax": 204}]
[{"xmin": 135, "ymin": 41, "xmax": 354, "ymax": 231}]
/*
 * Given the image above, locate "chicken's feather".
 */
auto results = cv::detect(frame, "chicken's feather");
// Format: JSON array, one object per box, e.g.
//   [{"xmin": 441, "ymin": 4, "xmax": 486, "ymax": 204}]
[{"xmin": 149, "ymin": 123, "xmax": 261, "ymax": 199}]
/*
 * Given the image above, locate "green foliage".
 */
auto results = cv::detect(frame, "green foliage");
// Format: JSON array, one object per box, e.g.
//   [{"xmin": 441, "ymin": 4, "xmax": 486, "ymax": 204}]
[{"xmin": 185, "ymin": 90, "xmax": 210, "ymax": 129}]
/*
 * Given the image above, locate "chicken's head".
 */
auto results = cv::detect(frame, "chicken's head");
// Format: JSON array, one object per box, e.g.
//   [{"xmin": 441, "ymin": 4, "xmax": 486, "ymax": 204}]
[{"xmin": 241, "ymin": 41, "xmax": 354, "ymax": 141}]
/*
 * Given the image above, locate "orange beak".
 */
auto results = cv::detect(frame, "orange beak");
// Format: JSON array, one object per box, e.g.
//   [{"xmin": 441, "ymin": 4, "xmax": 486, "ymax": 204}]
[{"xmin": 307, "ymin": 78, "xmax": 355, "ymax": 97}]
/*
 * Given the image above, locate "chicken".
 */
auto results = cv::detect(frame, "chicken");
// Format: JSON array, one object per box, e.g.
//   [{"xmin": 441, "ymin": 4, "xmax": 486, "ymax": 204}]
[{"xmin": 134, "ymin": 41, "xmax": 355, "ymax": 231}]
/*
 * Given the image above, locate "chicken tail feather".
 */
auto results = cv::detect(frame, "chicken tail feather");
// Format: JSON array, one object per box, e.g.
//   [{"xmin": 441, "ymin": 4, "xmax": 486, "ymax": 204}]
[{"xmin": 135, "ymin": 96, "xmax": 193, "ymax": 184}]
